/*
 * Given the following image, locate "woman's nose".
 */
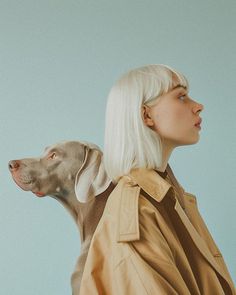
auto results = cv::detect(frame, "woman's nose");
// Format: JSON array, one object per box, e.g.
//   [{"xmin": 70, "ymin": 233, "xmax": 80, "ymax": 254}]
[
  {"xmin": 197, "ymin": 102, "xmax": 204, "ymax": 112},
  {"xmin": 192, "ymin": 100, "xmax": 204, "ymax": 114}
]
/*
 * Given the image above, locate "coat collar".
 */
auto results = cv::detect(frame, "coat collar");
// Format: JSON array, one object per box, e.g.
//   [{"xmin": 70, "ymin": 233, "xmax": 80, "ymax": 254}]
[
  {"xmin": 126, "ymin": 166, "xmax": 172, "ymax": 202},
  {"xmin": 127, "ymin": 164, "xmax": 185, "ymax": 207}
]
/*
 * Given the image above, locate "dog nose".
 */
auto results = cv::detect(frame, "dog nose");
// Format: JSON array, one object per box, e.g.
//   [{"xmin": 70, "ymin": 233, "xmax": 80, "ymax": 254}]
[{"xmin": 8, "ymin": 160, "xmax": 20, "ymax": 171}]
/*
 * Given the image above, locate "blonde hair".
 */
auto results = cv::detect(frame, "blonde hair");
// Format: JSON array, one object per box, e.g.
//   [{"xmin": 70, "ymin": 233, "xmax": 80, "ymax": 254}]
[{"xmin": 104, "ymin": 64, "xmax": 189, "ymax": 183}]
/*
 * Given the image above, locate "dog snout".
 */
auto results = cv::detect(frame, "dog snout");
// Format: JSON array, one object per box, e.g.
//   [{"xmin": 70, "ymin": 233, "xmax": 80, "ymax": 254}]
[{"xmin": 8, "ymin": 160, "xmax": 20, "ymax": 171}]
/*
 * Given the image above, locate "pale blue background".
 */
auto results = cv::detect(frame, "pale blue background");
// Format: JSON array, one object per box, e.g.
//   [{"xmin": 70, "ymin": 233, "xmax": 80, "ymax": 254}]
[{"xmin": 0, "ymin": 0, "xmax": 235, "ymax": 294}]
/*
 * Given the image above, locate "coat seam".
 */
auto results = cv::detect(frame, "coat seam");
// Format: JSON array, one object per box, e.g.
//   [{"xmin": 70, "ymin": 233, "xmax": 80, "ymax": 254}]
[{"xmin": 129, "ymin": 255, "xmax": 150, "ymax": 295}]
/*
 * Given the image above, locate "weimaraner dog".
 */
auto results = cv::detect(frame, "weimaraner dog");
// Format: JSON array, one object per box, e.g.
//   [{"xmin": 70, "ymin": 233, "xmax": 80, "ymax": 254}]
[{"xmin": 9, "ymin": 140, "xmax": 115, "ymax": 295}]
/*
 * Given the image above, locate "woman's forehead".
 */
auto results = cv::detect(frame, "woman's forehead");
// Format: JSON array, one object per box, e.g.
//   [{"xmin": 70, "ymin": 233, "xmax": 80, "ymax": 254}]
[{"xmin": 171, "ymin": 72, "xmax": 189, "ymax": 90}]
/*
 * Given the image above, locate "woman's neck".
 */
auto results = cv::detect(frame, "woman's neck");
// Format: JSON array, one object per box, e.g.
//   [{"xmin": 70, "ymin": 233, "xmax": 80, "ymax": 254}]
[{"xmin": 156, "ymin": 138, "xmax": 175, "ymax": 172}]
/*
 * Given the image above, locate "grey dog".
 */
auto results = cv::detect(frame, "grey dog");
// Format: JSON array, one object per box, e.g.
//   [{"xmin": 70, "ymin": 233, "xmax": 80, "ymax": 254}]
[{"xmin": 9, "ymin": 140, "xmax": 115, "ymax": 294}]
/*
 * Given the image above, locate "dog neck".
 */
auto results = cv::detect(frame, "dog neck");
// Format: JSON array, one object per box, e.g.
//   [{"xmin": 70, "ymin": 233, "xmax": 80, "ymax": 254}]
[
  {"xmin": 49, "ymin": 182, "xmax": 115, "ymax": 237},
  {"xmin": 50, "ymin": 188, "xmax": 82, "ymax": 224}
]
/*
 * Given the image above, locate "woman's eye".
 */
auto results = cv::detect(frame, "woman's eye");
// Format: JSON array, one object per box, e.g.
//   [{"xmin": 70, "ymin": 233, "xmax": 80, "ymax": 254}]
[{"xmin": 179, "ymin": 94, "xmax": 186, "ymax": 100}]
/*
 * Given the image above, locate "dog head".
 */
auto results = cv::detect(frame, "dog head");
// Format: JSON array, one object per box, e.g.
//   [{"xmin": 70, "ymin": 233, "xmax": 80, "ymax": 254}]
[{"xmin": 9, "ymin": 140, "xmax": 112, "ymax": 202}]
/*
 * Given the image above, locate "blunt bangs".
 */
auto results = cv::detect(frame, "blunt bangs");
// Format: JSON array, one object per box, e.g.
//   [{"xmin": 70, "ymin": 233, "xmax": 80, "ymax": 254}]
[{"xmin": 137, "ymin": 64, "xmax": 189, "ymax": 107}]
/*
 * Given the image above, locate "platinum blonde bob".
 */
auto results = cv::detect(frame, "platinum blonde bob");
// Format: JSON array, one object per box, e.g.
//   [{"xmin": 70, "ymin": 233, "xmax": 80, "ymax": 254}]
[{"xmin": 104, "ymin": 64, "xmax": 189, "ymax": 183}]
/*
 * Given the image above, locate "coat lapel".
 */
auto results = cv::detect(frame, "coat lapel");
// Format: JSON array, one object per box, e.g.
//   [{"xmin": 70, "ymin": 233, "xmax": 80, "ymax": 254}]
[
  {"xmin": 166, "ymin": 164, "xmax": 233, "ymax": 288},
  {"xmin": 174, "ymin": 199, "xmax": 233, "ymax": 289}
]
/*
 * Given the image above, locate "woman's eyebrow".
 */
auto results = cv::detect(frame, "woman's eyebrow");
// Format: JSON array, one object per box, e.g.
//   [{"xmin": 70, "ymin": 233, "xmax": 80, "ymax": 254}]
[{"xmin": 172, "ymin": 84, "xmax": 187, "ymax": 90}]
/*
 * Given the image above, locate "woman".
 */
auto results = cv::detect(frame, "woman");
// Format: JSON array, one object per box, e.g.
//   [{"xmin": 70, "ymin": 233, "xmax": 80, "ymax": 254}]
[{"xmin": 79, "ymin": 65, "xmax": 235, "ymax": 294}]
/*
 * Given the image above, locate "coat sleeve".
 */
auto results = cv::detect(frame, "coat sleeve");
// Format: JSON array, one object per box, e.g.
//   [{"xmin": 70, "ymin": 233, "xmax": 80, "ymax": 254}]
[{"xmin": 124, "ymin": 195, "xmax": 194, "ymax": 295}]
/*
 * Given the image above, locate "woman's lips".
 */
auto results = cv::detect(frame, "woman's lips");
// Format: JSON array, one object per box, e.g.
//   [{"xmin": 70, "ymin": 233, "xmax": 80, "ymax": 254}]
[
  {"xmin": 194, "ymin": 118, "xmax": 202, "ymax": 130},
  {"xmin": 194, "ymin": 124, "xmax": 201, "ymax": 129}
]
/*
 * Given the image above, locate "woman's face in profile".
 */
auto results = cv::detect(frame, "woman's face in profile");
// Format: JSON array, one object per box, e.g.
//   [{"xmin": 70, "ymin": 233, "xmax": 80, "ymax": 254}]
[{"xmin": 142, "ymin": 84, "xmax": 204, "ymax": 147}]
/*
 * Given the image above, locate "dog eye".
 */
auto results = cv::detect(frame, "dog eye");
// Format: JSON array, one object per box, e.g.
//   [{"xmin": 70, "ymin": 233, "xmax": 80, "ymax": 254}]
[{"xmin": 48, "ymin": 152, "xmax": 57, "ymax": 159}]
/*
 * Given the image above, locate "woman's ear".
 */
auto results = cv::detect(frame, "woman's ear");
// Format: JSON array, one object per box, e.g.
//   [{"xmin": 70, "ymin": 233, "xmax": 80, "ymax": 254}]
[{"xmin": 142, "ymin": 105, "xmax": 154, "ymax": 127}]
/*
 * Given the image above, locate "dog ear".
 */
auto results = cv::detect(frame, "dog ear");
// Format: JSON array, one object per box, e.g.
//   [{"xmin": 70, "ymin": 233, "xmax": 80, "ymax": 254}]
[{"xmin": 74, "ymin": 145, "xmax": 112, "ymax": 203}]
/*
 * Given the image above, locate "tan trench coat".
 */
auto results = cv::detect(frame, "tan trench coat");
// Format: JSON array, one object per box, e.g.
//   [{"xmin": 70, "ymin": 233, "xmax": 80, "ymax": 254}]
[{"xmin": 79, "ymin": 165, "xmax": 235, "ymax": 295}]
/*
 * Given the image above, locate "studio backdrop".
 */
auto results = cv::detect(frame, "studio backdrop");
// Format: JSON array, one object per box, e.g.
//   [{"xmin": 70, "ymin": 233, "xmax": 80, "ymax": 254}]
[{"xmin": 0, "ymin": 1, "xmax": 235, "ymax": 294}]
